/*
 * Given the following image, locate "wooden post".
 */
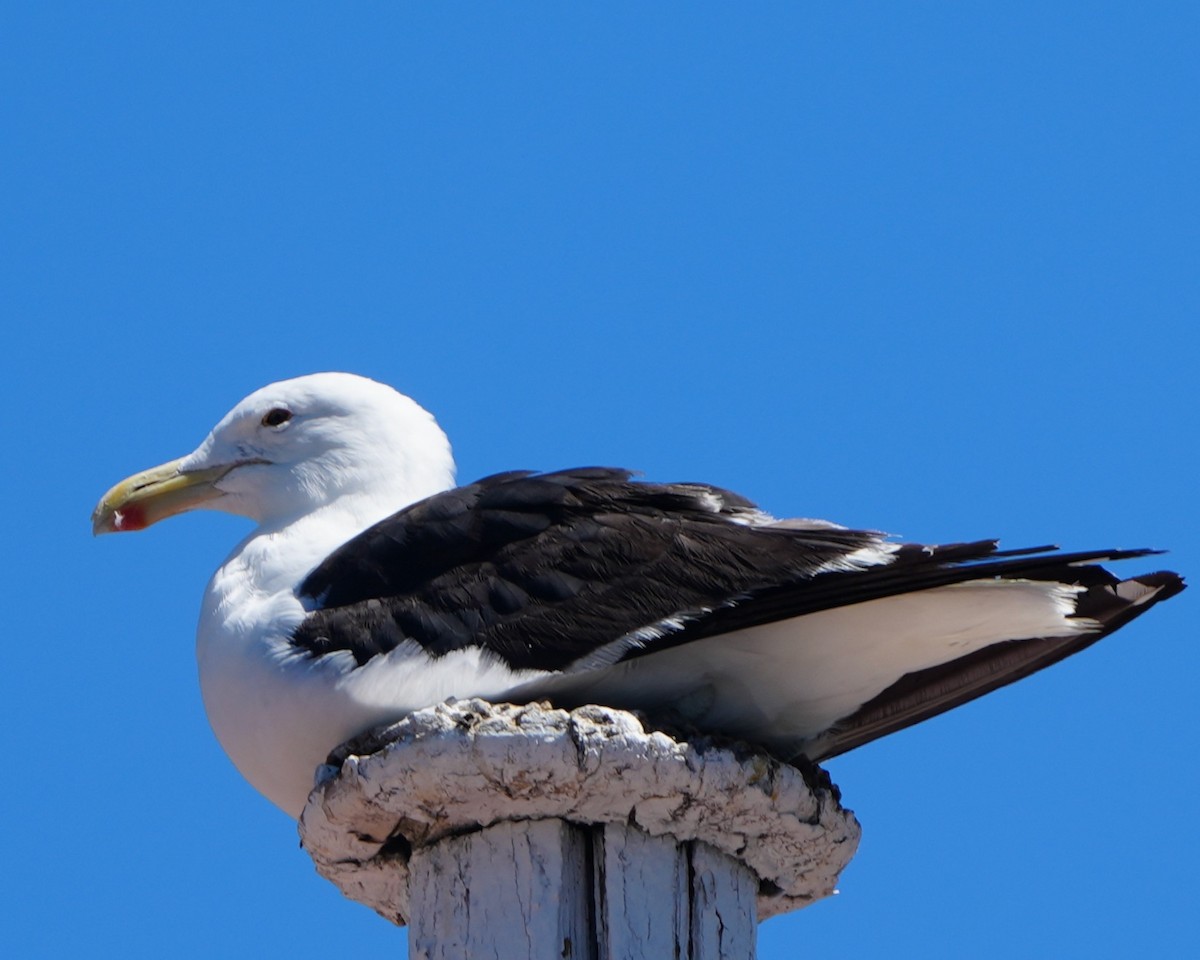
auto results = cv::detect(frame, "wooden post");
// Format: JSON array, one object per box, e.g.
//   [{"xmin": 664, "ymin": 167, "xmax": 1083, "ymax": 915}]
[
  {"xmin": 300, "ymin": 700, "xmax": 859, "ymax": 959},
  {"xmin": 408, "ymin": 819, "xmax": 592, "ymax": 960}
]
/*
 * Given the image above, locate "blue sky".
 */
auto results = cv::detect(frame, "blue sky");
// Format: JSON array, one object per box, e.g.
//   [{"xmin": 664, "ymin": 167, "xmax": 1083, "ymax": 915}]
[{"xmin": 3, "ymin": 4, "xmax": 1196, "ymax": 957}]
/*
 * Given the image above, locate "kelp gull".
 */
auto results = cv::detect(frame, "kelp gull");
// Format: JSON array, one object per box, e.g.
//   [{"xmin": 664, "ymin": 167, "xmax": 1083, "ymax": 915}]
[{"xmin": 92, "ymin": 373, "xmax": 1185, "ymax": 817}]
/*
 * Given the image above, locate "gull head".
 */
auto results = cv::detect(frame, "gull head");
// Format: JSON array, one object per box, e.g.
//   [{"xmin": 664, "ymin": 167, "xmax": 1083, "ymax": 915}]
[{"xmin": 92, "ymin": 373, "xmax": 455, "ymax": 534}]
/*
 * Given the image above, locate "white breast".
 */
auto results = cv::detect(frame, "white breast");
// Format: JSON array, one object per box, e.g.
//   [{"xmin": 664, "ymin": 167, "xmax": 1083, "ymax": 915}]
[{"xmin": 195, "ymin": 519, "xmax": 549, "ymax": 817}]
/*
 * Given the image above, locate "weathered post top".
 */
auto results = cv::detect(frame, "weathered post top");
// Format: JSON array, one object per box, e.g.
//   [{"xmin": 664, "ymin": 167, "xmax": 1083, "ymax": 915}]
[{"xmin": 300, "ymin": 699, "xmax": 860, "ymax": 958}]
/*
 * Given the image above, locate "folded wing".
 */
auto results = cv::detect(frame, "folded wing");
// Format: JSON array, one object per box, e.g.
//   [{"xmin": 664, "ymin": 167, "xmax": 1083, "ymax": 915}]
[{"xmin": 292, "ymin": 467, "xmax": 1184, "ymax": 758}]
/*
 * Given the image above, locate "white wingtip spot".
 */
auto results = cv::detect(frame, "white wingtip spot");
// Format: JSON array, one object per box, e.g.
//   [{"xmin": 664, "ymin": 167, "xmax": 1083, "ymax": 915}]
[
  {"xmin": 815, "ymin": 540, "xmax": 900, "ymax": 574},
  {"xmin": 1116, "ymin": 579, "xmax": 1164, "ymax": 606}
]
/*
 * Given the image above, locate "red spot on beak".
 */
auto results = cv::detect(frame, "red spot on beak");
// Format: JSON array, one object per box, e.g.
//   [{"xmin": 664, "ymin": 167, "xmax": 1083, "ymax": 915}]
[{"xmin": 113, "ymin": 505, "xmax": 147, "ymax": 532}]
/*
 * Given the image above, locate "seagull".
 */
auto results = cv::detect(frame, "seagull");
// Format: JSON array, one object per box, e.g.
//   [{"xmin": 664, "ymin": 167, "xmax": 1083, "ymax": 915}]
[{"xmin": 93, "ymin": 373, "xmax": 1184, "ymax": 818}]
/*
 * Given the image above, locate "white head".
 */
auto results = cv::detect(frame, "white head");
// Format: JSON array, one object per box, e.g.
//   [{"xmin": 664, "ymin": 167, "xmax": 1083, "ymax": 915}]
[{"xmin": 93, "ymin": 373, "xmax": 456, "ymax": 534}]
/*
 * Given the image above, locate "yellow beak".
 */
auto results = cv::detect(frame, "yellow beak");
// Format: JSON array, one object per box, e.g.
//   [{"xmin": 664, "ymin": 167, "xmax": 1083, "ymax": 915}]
[{"xmin": 92, "ymin": 458, "xmax": 233, "ymax": 535}]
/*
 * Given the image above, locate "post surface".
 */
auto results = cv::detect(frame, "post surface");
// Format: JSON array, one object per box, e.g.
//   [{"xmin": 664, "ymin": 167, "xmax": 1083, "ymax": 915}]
[
  {"xmin": 594, "ymin": 822, "xmax": 688, "ymax": 958},
  {"xmin": 595, "ymin": 823, "xmax": 758, "ymax": 960},
  {"xmin": 408, "ymin": 818, "xmax": 759, "ymax": 960},
  {"xmin": 408, "ymin": 819, "xmax": 593, "ymax": 960},
  {"xmin": 689, "ymin": 842, "xmax": 757, "ymax": 960}
]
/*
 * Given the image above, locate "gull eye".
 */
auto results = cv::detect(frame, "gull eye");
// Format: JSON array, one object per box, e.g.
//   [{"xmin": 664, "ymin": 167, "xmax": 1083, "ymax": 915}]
[{"xmin": 261, "ymin": 408, "xmax": 292, "ymax": 428}]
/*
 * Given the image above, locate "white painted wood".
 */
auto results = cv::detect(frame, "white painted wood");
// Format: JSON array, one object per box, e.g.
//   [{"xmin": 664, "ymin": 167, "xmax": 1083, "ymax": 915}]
[
  {"xmin": 407, "ymin": 821, "xmax": 758, "ymax": 960},
  {"xmin": 302, "ymin": 700, "xmax": 858, "ymax": 922},
  {"xmin": 689, "ymin": 842, "xmax": 758, "ymax": 960},
  {"xmin": 595, "ymin": 823, "xmax": 688, "ymax": 959},
  {"xmin": 408, "ymin": 819, "xmax": 593, "ymax": 960},
  {"xmin": 299, "ymin": 700, "xmax": 859, "ymax": 957}
]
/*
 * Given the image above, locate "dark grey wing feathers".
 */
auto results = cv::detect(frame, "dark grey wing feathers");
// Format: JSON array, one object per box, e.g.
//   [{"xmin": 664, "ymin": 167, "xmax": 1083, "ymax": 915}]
[{"xmin": 291, "ymin": 467, "xmax": 884, "ymax": 669}]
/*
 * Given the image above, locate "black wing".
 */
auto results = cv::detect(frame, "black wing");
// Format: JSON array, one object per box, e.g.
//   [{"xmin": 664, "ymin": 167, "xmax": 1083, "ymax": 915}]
[{"xmin": 292, "ymin": 467, "xmax": 888, "ymax": 669}]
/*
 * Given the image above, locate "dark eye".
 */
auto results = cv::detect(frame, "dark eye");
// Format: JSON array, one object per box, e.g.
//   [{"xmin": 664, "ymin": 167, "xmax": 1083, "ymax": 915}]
[{"xmin": 261, "ymin": 408, "xmax": 292, "ymax": 428}]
